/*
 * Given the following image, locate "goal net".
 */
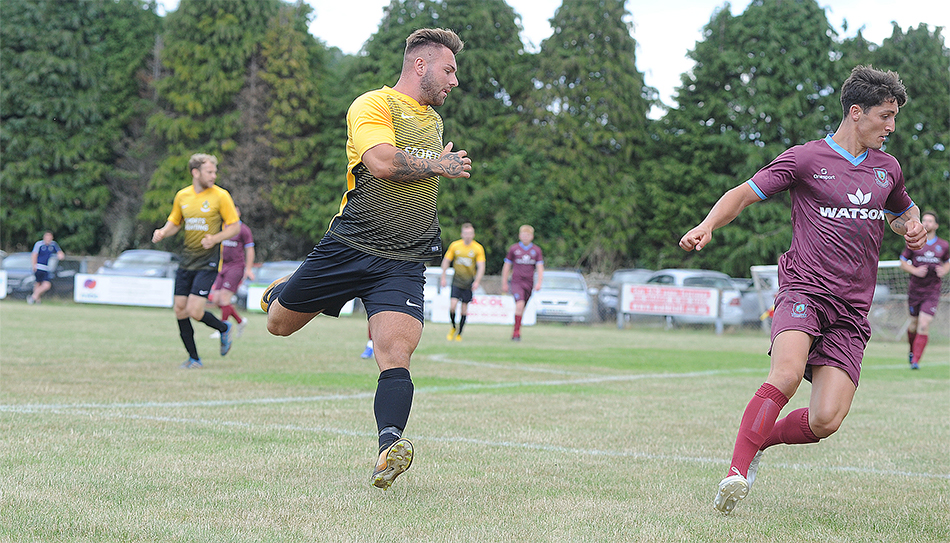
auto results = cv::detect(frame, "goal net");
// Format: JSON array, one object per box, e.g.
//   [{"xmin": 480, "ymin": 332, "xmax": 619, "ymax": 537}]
[{"xmin": 750, "ymin": 261, "xmax": 950, "ymax": 342}]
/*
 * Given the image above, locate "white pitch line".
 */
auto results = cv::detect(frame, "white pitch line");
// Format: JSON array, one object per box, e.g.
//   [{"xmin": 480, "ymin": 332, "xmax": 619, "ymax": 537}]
[
  {"xmin": 9, "ymin": 407, "xmax": 947, "ymax": 481},
  {"xmin": 0, "ymin": 366, "xmax": 767, "ymax": 412},
  {"xmin": 0, "ymin": 358, "xmax": 939, "ymax": 413}
]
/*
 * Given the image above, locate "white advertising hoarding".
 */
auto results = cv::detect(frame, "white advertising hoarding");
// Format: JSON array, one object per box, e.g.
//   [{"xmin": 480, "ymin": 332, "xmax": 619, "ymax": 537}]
[
  {"xmin": 74, "ymin": 274, "xmax": 174, "ymax": 307},
  {"xmin": 619, "ymin": 284, "xmax": 719, "ymax": 317},
  {"xmin": 428, "ymin": 293, "xmax": 536, "ymax": 325}
]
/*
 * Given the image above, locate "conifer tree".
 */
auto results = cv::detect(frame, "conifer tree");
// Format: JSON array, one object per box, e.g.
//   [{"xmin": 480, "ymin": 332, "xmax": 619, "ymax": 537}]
[{"xmin": 1, "ymin": 0, "xmax": 159, "ymax": 252}]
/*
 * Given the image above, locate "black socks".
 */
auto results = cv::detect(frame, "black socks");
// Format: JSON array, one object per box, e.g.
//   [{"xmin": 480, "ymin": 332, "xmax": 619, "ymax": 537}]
[{"xmin": 374, "ymin": 367, "xmax": 414, "ymax": 452}]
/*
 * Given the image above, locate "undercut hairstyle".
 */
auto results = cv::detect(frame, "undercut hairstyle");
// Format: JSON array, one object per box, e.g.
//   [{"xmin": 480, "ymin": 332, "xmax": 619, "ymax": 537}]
[
  {"xmin": 189, "ymin": 153, "xmax": 218, "ymax": 172},
  {"xmin": 840, "ymin": 65, "xmax": 907, "ymax": 114},
  {"xmin": 405, "ymin": 28, "xmax": 463, "ymax": 60}
]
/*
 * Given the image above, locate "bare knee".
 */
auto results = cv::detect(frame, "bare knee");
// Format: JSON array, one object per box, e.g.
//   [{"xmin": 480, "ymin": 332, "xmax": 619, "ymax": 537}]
[
  {"xmin": 266, "ymin": 308, "xmax": 311, "ymax": 337},
  {"xmin": 266, "ymin": 317, "xmax": 295, "ymax": 337},
  {"xmin": 809, "ymin": 407, "xmax": 847, "ymax": 438}
]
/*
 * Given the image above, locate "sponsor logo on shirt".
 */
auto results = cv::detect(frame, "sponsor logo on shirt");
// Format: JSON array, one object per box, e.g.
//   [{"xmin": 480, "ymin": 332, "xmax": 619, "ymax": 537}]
[
  {"xmin": 813, "ymin": 168, "xmax": 836, "ymax": 180},
  {"xmin": 818, "ymin": 188, "xmax": 886, "ymax": 220}
]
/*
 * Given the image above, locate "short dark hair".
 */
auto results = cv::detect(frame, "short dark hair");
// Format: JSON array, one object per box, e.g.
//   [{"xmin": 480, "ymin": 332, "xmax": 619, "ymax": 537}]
[
  {"xmin": 405, "ymin": 28, "xmax": 463, "ymax": 58},
  {"xmin": 922, "ymin": 210, "xmax": 938, "ymax": 222},
  {"xmin": 840, "ymin": 65, "xmax": 907, "ymax": 114}
]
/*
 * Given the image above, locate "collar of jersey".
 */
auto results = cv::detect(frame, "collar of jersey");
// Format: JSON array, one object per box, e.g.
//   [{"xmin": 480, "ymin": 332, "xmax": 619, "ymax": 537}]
[
  {"xmin": 381, "ymin": 86, "xmax": 428, "ymax": 112},
  {"xmin": 824, "ymin": 134, "xmax": 869, "ymax": 166}
]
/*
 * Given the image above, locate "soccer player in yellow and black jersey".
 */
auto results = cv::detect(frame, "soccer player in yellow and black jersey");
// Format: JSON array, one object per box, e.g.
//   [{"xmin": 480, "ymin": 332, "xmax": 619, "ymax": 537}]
[
  {"xmin": 440, "ymin": 223, "xmax": 486, "ymax": 341},
  {"xmin": 152, "ymin": 153, "xmax": 240, "ymax": 369},
  {"xmin": 260, "ymin": 28, "xmax": 471, "ymax": 490}
]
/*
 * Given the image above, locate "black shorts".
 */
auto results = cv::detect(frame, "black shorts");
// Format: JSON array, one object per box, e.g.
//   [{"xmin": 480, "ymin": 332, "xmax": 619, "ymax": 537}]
[
  {"xmin": 174, "ymin": 268, "xmax": 218, "ymax": 298},
  {"xmin": 450, "ymin": 285, "xmax": 473, "ymax": 303},
  {"xmin": 34, "ymin": 270, "xmax": 51, "ymax": 284},
  {"xmin": 277, "ymin": 237, "xmax": 425, "ymax": 322}
]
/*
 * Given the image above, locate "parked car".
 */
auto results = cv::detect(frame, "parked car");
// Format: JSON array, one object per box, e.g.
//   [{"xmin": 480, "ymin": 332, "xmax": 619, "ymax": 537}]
[
  {"xmin": 3, "ymin": 252, "xmax": 86, "ymax": 299},
  {"xmin": 236, "ymin": 260, "xmax": 303, "ymax": 309},
  {"xmin": 533, "ymin": 269, "xmax": 595, "ymax": 323},
  {"xmin": 97, "ymin": 250, "xmax": 180, "ymax": 278},
  {"xmin": 645, "ymin": 269, "xmax": 743, "ymax": 326},
  {"xmin": 597, "ymin": 268, "xmax": 654, "ymax": 319}
]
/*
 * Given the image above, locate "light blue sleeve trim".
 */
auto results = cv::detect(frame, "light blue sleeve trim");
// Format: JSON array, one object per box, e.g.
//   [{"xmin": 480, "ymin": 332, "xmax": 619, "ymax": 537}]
[
  {"xmin": 884, "ymin": 201, "xmax": 914, "ymax": 216},
  {"xmin": 745, "ymin": 179, "xmax": 767, "ymax": 200},
  {"xmin": 899, "ymin": 255, "xmax": 911, "ymax": 262}
]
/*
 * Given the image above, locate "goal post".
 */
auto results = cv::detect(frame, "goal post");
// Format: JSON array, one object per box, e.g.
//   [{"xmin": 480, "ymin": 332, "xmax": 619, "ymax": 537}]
[{"xmin": 750, "ymin": 261, "xmax": 949, "ymax": 341}]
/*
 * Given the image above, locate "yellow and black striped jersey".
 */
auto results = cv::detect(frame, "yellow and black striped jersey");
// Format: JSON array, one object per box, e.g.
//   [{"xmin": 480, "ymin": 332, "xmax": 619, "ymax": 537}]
[
  {"xmin": 444, "ymin": 239, "xmax": 486, "ymax": 289},
  {"xmin": 167, "ymin": 185, "xmax": 238, "ymax": 270},
  {"xmin": 327, "ymin": 87, "xmax": 444, "ymax": 262}
]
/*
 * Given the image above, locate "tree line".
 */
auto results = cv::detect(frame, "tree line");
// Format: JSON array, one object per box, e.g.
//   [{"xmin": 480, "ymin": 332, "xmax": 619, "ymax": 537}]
[{"xmin": 2, "ymin": 0, "xmax": 947, "ymax": 277}]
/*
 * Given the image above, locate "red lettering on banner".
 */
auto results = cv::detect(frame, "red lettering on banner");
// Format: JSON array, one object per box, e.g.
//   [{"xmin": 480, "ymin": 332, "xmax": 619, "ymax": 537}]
[{"xmin": 624, "ymin": 286, "xmax": 716, "ymax": 316}]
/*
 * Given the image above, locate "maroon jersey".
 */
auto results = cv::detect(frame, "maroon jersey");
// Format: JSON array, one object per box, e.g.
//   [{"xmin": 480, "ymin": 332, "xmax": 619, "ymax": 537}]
[
  {"xmin": 220, "ymin": 222, "xmax": 254, "ymax": 268},
  {"xmin": 747, "ymin": 135, "xmax": 914, "ymax": 314},
  {"xmin": 505, "ymin": 242, "xmax": 543, "ymax": 286},
  {"xmin": 901, "ymin": 237, "xmax": 949, "ymax": 295}
]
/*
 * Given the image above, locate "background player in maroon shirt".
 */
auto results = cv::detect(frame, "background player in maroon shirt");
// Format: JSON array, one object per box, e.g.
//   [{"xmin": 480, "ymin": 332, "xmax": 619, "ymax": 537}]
[
  {"xmin": 680, "ymin": 65, "xmax": 926, "ymax": 515},
  {"xmin": 900, "ymin": 210, "xmax": 949, "ymax": 369},
  {"xmin": 211, "ymin": 205, "xmax": 255, "ymax": 339},
  {"xmin": 501, "ymin": 224, "xmax": 544, "ymax": 341}
]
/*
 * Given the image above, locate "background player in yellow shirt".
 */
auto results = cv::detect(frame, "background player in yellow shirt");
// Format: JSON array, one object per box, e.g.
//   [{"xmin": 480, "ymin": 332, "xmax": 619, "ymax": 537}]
[
  {"xmin": 152, "ymin": 154, "xmax": 240, "ymax": 369},
  {"xmin": 440, "ymin": 222, "xmax": 485, "ymax": 341}
]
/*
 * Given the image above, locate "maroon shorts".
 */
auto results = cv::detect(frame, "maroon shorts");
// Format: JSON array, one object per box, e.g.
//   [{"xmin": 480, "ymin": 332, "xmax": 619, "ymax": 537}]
[
  {"xmin": 769, "ymin": 289, "xmax": 871, "ymax": 388},
  {"xmin": 509, "ymin": 281, "xmax": 534, "ymax": 303},
  {"xmin": 908, "ymin": 289, "xmax": 940, "ymax": 317},
  {"xmin": 212, "ymin": 264, "xmax": 245, "ymax": 293}
]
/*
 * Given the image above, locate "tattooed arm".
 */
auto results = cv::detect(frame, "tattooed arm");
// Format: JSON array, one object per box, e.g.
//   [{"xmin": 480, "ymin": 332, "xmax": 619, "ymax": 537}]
[
  {"xmin": 362, "ymin": 142, "xmax": 471, "ymax": 182},
  {"xmin": 888, "ymin": 205, "xmax": 926, "ymax": 250}
]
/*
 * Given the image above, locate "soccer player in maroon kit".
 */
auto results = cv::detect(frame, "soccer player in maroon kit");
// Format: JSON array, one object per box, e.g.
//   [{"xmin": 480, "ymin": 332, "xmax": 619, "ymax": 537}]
[
  {"xmin": 900, "ymin": 211, "xmax": 949, "ymax": 369},
  {"xmin": 212, "ymin": 205, "xmax": 255, "ymax": 338},
  {"xmin": 501, "ymin": 224, "xmax": 544, "ymax": 341},
  {"xmin": 680, "ymin": 65, "xmax": 927, "ymax": 515}
]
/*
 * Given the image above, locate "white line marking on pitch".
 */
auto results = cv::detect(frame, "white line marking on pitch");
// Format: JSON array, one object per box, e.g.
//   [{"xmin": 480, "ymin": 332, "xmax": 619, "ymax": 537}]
[
  {"xmin": 0, "ymin": 366, "xmax": 766, "ymax": 411},
  {"xmin": 8, "ymin": 407, "xmax": 946, "ymax": 480}
]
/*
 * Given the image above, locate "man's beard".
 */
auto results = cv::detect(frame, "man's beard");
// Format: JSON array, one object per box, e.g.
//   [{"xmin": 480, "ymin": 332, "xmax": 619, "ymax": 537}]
[{"xmin": 420, "ymin": 73, "xmax": 445, "ymax": 106}]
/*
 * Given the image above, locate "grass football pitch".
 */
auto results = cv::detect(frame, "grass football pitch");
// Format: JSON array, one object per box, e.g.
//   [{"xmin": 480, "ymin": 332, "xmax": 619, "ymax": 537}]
[{"xmin": 1, "ymin": 301, "xmax": 948, "ymax": 542}]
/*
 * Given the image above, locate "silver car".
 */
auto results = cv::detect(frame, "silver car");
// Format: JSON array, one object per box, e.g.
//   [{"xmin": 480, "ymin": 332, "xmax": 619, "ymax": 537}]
[
  {"xmin": 533, "ymin": 270, "xmax": 594, "ymax": 323},
  {"xmin": 97, "ymin": 250, "xmax": 180, "ymax": 278}
]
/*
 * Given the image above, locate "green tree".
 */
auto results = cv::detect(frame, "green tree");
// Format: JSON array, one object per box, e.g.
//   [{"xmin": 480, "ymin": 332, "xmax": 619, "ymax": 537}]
[
  {"xmin": 1, "ymin": 0, "xmax": 160, "ymax": 253},
  {"xmin": 853, "ymin": 24, "xmax": 949, "ymax": 258},
  {"xmin": 431, "ymin": 0, "xmax": 535, "ymax": 270},
  {"xmin": 525, "ymin": 0, "xmax": 653, "ymax": 272},
  {"xmin": 655, "ymin": 0, "xmax": 841, "ymax": 277},
  {"xmin": 140, "ymin": 0, "xmax": 283, "ymax": 230},
  {"xmin": 259, "ymin": 3, "xmax": 338, "ymax": 258}
]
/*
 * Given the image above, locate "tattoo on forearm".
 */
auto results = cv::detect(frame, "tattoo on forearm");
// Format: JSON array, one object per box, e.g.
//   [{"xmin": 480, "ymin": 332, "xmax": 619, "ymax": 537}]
[
  {"xmin": 389, "ymin": 151, "xmax": 438, "ymax": 181},
  {"xmin": 388, "ymin": 149, "xmax": 463, "ymax": 181}
]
